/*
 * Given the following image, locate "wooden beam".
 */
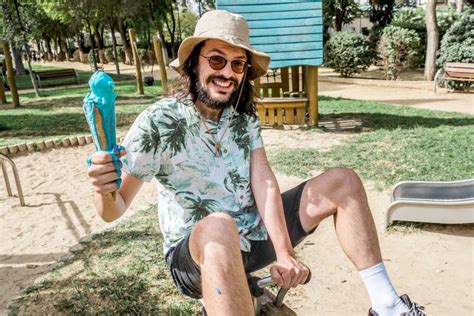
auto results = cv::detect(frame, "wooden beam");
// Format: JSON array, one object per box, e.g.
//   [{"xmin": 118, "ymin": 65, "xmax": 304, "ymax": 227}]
[
  {"xmin": 128, "ymin": 29, "xmax": 144, "ymax": 95},
  {"xmin": 306, "ymin": 66, "xmax": 318, "ymax": 126},
  {"xmin": 1, "ymin": 41, "xmax": 20, "ymax": 107},
  {"xmin": 152, "ymin": 35, "xmax": 169, "ymax": 96}
]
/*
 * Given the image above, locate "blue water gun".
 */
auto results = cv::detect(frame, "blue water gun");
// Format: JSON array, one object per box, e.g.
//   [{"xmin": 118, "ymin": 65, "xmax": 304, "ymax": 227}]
[{"xmin": 83, "ymin": 71, "xmax": 123, "ymax": 198}]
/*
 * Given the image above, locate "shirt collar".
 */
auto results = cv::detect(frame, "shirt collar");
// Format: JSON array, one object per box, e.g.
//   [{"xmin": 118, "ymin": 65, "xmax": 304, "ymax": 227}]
[{"xmin": 186, "ymin": 104, "xmax": 234, "ymax": 127}]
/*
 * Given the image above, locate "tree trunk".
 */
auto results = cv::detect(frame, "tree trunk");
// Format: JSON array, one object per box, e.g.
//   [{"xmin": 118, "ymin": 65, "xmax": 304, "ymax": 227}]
[
  {"xmin": 45, "ymin": 37, "xmax": 53, "ymax": 61},
  {"xmin": 424, "ymin": 0, "xmax": 439, "ymax": 81},
  {"xmin": 118, "ymin": 20, "xmax": 133, "ymax": 65},
  {"xmin": 86, "ymin": 19, "xmax": 98, "ymax": 70},
  {"xmin": 456, "ymin": 0, "xmax": 463, "ymax": 12},
  {"xmin": 9, "ymin": 40, "xmax": 26, "ymax": 75},
  {"xmin": 109, "ymin": 18, "xmax": 121, "ymax": 75},
  {"xmin": 75, "ymin": 33, "xmax": 86, "ymax": 62}
]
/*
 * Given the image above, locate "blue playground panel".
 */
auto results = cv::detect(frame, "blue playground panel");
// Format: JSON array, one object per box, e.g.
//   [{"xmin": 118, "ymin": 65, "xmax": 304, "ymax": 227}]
[{"xmin": 217, "ymin": 0, "xmax": 324, "ymax": 69}]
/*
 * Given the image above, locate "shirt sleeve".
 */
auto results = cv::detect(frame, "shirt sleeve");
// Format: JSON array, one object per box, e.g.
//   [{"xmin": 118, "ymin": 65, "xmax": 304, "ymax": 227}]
[
  {"xmin": 248, "ymin": 113, "xmax": 264, "ymax": 151},
  {"xmin": 121, "ymin": 106, "xmax": 163, "ymax": 182}
]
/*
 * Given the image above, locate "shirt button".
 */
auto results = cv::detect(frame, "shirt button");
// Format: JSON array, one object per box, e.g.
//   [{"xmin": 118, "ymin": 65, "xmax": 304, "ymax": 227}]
[
  {"xmin": 240, "ymin": 195, "xmax": 244, "ymax": 200},
  {"xmin": 223, "ymin": 149, "xmax": 228, "ymax": 154}
]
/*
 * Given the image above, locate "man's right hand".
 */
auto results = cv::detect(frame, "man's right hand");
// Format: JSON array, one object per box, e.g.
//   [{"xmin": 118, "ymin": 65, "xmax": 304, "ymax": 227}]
[{"xmin": 87, "ymin": 150, "xmax": 126, "ymax": 195}]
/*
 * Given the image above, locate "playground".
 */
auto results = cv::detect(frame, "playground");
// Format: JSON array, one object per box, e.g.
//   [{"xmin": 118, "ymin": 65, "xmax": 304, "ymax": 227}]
[
  {"xmin": 1, "ymin": 0, "xmax": 474, "ymax": 315},
  {"xmin": 1, "ymin": 63, "xmax": 473, "ymax": 314}
]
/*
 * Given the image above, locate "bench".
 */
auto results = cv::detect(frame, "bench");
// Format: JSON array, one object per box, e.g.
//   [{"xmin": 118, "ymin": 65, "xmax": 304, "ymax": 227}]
[
  {"xmin": 33, "ymin": 69, "xmax": 80, "ymax": 88},
  {"xmin": 434, "ymin": 62, "xmax": 474, "ymax": 93}
]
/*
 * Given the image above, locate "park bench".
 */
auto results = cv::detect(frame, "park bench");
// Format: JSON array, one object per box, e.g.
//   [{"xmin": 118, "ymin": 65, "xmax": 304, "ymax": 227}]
[
  {"xmin": 434, "ymin": 62, "xmax": 474, "ymax": 93},
  {"xmin": 33, "ymin": 68, "xmax": 80, "ymax": 88}
]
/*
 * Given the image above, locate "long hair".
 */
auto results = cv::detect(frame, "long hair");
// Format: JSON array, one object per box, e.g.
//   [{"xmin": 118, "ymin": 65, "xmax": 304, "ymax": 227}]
[{"xmin": 173, "ymin": 42, "xmax": 258, "ymax": 116}]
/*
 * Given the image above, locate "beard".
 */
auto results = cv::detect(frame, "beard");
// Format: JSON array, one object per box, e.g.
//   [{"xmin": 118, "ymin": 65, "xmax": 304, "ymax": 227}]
[{"xmin": 195, "ymin": 75, "xmax": 241, "ymax": 110}]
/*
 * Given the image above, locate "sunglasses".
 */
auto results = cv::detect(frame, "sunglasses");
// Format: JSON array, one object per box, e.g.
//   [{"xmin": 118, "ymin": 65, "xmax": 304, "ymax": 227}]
[{"xmin": 200, "ymin": 55, "xmax": 250, "ymax": 74}]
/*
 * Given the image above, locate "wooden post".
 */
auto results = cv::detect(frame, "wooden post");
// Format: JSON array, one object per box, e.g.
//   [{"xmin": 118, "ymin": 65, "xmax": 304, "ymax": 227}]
[
  {"xmin": 1, "ymin": 41, "xmax": 20, "ymax": 107},
  {"xmin": 152, "ymin": 35, "xmax": 169, "ymax": 96},
  {"xmin": 306, "ymin": 66, "xmax": 318, "ymax": 126},
  {"xmin": 128, "ymin": 28, "xmax": 144, "ymax": 95}
]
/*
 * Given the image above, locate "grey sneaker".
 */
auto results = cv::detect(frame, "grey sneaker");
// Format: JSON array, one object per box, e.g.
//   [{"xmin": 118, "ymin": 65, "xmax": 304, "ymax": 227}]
[{"xmin": 368, "ymin": 294, "xmax": 425, "ymax": 316}]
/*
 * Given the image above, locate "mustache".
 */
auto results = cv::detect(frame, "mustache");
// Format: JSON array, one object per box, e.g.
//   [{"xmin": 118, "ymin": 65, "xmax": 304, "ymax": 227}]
[{"xmin": 206, "ymin": 75, "xmax": 238, "ymax": 86}]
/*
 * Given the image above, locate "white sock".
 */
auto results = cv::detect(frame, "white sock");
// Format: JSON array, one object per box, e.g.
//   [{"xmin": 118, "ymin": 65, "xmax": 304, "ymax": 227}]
[{"xmin": 359, "ymin": 263, "xmax": 409, "ymax": 316}]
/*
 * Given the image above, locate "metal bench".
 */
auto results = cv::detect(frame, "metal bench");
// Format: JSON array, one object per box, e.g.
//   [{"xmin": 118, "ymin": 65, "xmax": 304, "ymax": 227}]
[
  {"xmin": 33, "ymin": 68, "xmax": 80, "ymax": 88},
  {"xmin": 434, "ymin": 62, "xmax": 474, "ymax": 93}
]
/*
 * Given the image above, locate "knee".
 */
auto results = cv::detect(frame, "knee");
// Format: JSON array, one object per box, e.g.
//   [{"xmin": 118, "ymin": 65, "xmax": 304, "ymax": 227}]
[
  {"xmin": 324, "ymin": 167, "xmax": 364, "ymax": 195},
  {"xmin": 192, "ymin": 212, "xmax": 239, "ymax": 246}
]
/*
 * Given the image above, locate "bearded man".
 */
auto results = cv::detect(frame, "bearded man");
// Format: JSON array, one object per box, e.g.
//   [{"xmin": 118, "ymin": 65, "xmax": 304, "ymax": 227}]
[{"xmin": 87, "ymin": 10, "xmax": 425, "ymax": 316}]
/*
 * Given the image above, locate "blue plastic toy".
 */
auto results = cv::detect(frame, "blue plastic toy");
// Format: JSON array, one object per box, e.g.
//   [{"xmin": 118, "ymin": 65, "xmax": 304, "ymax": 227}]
[{"xmin": 83, "ymin": 71, "xmax": 123, "ymax": 194}]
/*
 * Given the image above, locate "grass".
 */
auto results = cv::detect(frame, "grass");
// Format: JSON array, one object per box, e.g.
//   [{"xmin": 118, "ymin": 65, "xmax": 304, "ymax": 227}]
[
  {"xmin": 0, "ymin": 81, "xmax": 162, "ymax": 146},
  {"xmin": 2, "ymin": 64, "xmax": 134, "ymax": 90},
  {"xmin": 7, "ymin": 206, "xmax": 201, "ymax": 315},
  {"xmin": 268, "ymin": 96, "xmax": 474, "ymax": 189}
]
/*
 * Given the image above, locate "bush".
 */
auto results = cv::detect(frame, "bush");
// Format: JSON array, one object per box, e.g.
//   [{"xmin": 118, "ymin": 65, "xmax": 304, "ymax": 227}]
[
  {"xmin": 116, "ymin": 46, "xmax": 126, "ymax": 63},
  {"xmin": 437, "ymin": 8, "xmax": 474, "ymax": 90},
  {"xmin": 378, "ymin": 26, "xmax": 421, "ymax": 80},
  {"xmin": 391, "ymin": 7, "xmax": 426, "ymax": 68},
  {"xmin": 390, "ymin": 7, "xmax": 461, "ymax": 68},
  {"xmin": 105, "ymin": 47, "xmax": 116, "ymax": 62},
  {"xmin": 324, "ymin": 31, "xmax": 374, "ymax": 78}
]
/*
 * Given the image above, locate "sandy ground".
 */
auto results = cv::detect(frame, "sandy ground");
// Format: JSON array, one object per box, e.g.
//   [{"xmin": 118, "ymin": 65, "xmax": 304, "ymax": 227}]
[{"xmin": 1, "ymin": 128, "xmax": 472, "ymax": 315}]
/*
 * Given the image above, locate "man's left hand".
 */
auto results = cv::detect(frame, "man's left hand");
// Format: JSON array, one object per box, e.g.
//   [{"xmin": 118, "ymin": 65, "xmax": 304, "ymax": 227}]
[{"xmin": 270, "ymin": 253, "xmax": 310, "ymax": 289}]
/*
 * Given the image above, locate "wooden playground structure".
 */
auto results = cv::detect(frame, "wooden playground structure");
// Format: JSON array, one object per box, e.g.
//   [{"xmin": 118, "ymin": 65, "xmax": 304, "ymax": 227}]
[{"xmin": 218, "ymin": 0, "xmax": 323, "ymax": 127}]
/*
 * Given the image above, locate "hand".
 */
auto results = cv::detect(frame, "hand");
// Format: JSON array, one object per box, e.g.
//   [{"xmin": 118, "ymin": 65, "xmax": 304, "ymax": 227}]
[
  {"xmin": 270, "ymin": 253, "xmax": 310, "ymax": 289},
  {"xmin": 87, "ymin": 150, "xmax": 126, "ymax": 195}
]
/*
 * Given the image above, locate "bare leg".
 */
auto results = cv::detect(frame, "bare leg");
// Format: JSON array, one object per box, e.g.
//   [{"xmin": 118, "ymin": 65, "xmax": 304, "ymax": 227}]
[
  {"xmin": 298, "ymin": 167, "xmax": 382, "ymax": 270},
  {"xmin": 189, "ymin": 212, "xmax": 253, "ymax": 316}
]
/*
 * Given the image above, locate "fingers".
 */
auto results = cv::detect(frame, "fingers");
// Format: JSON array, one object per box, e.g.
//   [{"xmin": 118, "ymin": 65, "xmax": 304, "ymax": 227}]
[
  {"xmin": 271, "ymin": 261, "xmax": 310, "ymax": 289},
  {"xmin": 87, "ymin": 151, "xmax": 125, "ymax": 194}
]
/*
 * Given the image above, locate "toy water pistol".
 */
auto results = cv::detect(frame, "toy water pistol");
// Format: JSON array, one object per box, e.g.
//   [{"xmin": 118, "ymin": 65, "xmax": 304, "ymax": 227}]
[{"xmin": 83, "ymin": 71, "xmax": 124, "ymax": 199}]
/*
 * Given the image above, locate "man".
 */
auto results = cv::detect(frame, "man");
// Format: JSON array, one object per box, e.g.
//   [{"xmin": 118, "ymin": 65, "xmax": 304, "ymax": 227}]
[{"xmin": 87, "ymin": 10, "xmax": 425, "ymax": 316}]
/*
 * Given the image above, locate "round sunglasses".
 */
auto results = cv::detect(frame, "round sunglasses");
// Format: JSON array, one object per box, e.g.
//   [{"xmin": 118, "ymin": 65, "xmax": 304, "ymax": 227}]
[{"xmin": 200, "ymin": 55, "xmax": 251, "ymax": 74}]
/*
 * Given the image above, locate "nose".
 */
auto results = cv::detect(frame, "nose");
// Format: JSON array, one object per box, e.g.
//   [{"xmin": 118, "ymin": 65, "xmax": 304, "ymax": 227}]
[{"xmin": 219, "ymin": 61, "xmax": 236, "ymax": 78}]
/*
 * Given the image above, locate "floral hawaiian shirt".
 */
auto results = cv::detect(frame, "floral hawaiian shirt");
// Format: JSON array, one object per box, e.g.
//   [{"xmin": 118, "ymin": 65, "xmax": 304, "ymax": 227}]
[{"xmin": 122, "ymin": 97, "xmax": 268, "ymax": 254}]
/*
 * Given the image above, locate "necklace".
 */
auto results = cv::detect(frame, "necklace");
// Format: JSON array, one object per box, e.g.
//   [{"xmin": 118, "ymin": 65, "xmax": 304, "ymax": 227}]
[{"xmin": 195, "ymin": 70, "xmax": 247, "ymax": 157}]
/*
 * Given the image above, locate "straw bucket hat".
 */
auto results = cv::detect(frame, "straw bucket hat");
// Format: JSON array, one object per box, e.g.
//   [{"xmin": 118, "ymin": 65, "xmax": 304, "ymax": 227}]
[{"xmin": 170, "ymin": 10, "xmax": 271, "ymax": 80}]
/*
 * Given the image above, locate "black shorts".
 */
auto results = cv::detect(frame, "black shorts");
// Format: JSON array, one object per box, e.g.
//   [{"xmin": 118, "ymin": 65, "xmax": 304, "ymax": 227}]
[{"xmin": 165, "ymin": 180, "xmax": 315, "ymax": 299}]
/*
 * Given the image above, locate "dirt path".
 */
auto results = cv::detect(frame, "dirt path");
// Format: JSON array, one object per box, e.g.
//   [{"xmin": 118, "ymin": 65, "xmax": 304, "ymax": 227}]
[{"xmin": 1, "ymin": 129, "xmax": 472, "ymax": 315}]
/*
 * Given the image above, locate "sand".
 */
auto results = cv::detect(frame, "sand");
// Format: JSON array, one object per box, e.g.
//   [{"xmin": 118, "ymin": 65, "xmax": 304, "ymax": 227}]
[{"xmin": 1, "ymin": 128, "xmax": 473, "ymax": 315}]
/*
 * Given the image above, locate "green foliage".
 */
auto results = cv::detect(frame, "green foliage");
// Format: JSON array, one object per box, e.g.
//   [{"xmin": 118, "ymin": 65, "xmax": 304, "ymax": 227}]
[
  {"xmin": 104, "ymin": 47, "xmax": 116, "ymax": 62},
  {"xmin": 437, "ymin": 8, "xmax": 474, "ymax": 90},
  {"xmin": 325, "ymin": 31, "xmax": 374, "ymax": 77},
  {"xmin": 390, "ymin": 7, "xmax": 461, "ymax": 68},
  {"xmin": 323, "ymin": 0, "xmax": 360, "ymax": 31},
  {"xmin": 115, "ymin": 46, "xmax": 126, "ymax": 63},
  {"xmin": 370, "ymin": 0, "xmax": 395, "ymax": 28},
  {"xmin": 378, "ymin": 25, "xmax": 421, "ymax": 80}
]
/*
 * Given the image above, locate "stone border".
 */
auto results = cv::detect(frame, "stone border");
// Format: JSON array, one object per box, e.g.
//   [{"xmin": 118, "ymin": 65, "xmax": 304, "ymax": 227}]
[{"xmin": 0, "ymin": 135, "xmax": 125, "ymax": 158}]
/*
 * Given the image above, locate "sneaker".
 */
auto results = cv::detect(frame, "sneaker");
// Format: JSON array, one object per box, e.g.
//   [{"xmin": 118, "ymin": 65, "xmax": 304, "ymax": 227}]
[{"xmin": 368, "ymin": 294, "xmax": 425, "ymax": 316}]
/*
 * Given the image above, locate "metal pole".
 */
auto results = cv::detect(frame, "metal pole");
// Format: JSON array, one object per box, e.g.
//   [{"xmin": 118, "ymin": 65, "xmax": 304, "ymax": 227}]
[{"xmin": 128, "ymin": 28, "xmax": 144, "ymax": 95}]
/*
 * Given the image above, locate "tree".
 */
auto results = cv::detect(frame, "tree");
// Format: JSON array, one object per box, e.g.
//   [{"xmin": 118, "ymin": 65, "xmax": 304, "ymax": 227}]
[
  {"xmin": 370, "ymin": 0, "xmax": 395, "ymax": 28},
  {"xmin": 424, "ymin": 0, "xmax": 439, "ymax": 80},
  {"xmin": 324, "ymin": 0, "xmax": 360, "ymax": 32}
]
